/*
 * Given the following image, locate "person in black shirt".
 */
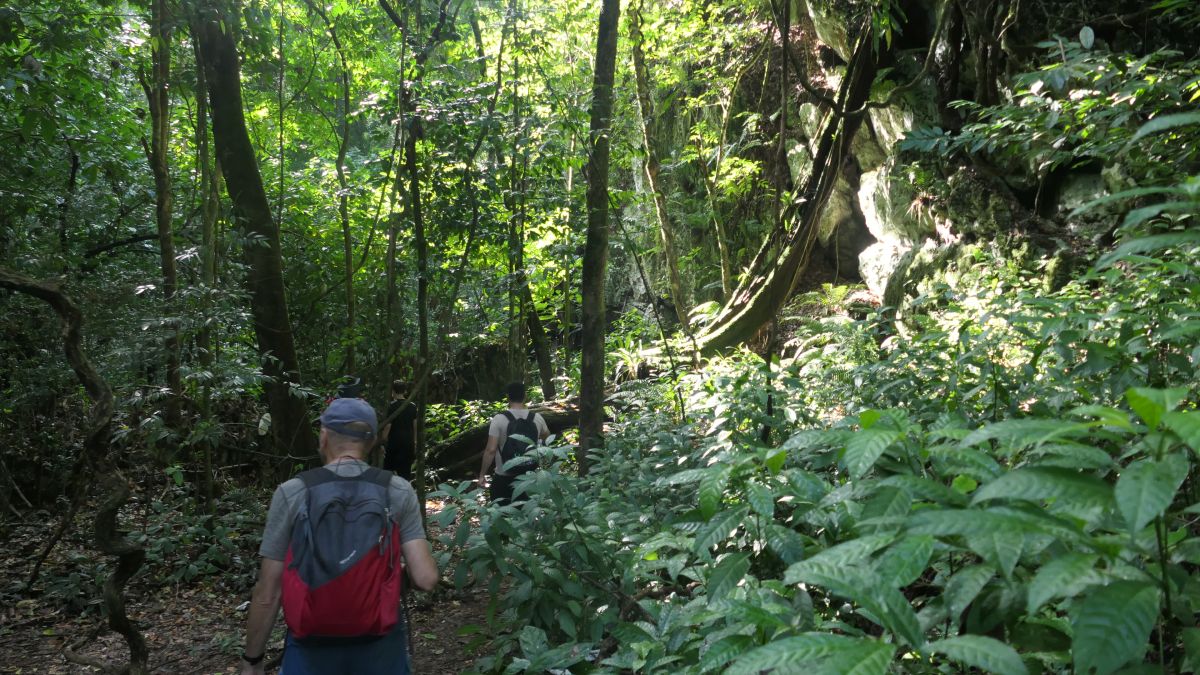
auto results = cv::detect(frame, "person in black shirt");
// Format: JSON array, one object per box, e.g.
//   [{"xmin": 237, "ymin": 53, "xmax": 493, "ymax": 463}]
[{"xmin": 382, "ymin": 380, "xmax": 418, "ymax": 482}]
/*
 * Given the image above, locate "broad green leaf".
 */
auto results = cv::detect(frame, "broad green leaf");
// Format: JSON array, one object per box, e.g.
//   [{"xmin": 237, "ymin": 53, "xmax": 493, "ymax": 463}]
[
  {"xmin": 1098, "ymin": 231, "xmax": 1200, "ymax": 269},
  {"xmin": 699, "ymin": 635, "xmax": 754, "ymax": 673},
  {"xmin": 784, "ymin": 557, "xmax": 870, "ymax": 590},
  {"xmin": 845, "ymin": 428, "xmax": 902, "ymax": 479},
  {"xmin": 860, "ymin": 409, "xmax": 883, "ymax": 429},
  {"xmin": 1071, "ymin": 404, "xmax": 1134, "ymax": 429},
  {"xmin": 1027, "ymin": 442, "xmax": 1116, "ymax": 470},
  {"xmin": 875, "ymin": 535, "xmax": 934, "ymax": 587},
  {"xmin": 1132, "ymin": 111, "xmax": 1200, "ymax": 140},
  {"xmin": 699, "ymin": 465, "xmax": 732, "ymax": 519},
  {"xmin": 1126, "ymin": 387, "xmax": 1189, "ymax": 429},
  {"xmin": 727, "ymin": 634, "xmax": 894, "ymax": 675},
  {"xmin": 952, "ymin": 475, "xmax": 978, "ymax": 494},
  {"xmin": 693, "ymin": 506, "xmax": 747, "ymax": 555},
  {"xmin": 658, "ymin": 468, "xmax": 709, "ymax": 486},
  {"xmin": 908, "ymin": 508, "xmax": 1002, "ymax": 537},
  {"xmin": 931, "ymin": 446, "xmax": 1004, "ymax": 480},
  {"xmin": 706, "ymin": 552, "xmax": 750, "ymax": 601},
  {"xmin": 925, "ymin": 635, "xmax": 1027, "ymax": 675},
  {"xmin": 1115, "ymin": 453, "xmax": 1189, "ymax": 532},
  {"xmin": 1182, "ymin": 627, "xmax": 1200, "ymax": 674},
  {"xmin": 1027, "ymin": 553, "xmax": 1102, "ymax": 613},
  {"xmin": 727, "ymin": 601, "xmax": 792, "ymax": 630},
  {"xmin": 1122, "ymin": 201, "xmax": 1197, "ymax": 228},
  {"xmin": 962, "ymin": 419, "xmax": 1093, "ymax": 453},
  {"xmin": 748, "ymin": 482, "xmax": 775, "ymax": 518},
  {"xmin": 1072, "ymin": 581, "xmax": 1161, "ymax": 675},
  {"xmin": 944, "ymin": 565, "xmax": 995, "ymax": 619},
  {"xmin": 766, "ymin": 524, "xmax": 806, "ymax": 565},
  {"xmin": 862, "ymin": 485, "xmax": 912, "ymax": 519},
  {"xmin": 784, "ymin": 534, "xmax": 894, "ymax": 582},
  {"xmin": 1163, "ymin": 411, "xmax": 1200, "ymax": 453},
  {"xmin": 972, "ymin": 467, "xmax": 1112, "ymax": 508},
  {"xmin": 965, "ymin": 525, "xmax": 1025, "ymax": 578},
  {"xmin": 879, "ymin": 474, "xmax": 969, "ymax": 506},
  {"xmin": 1068, "ymin": 187, "xmax": 1183, "ymax": 218},
  {"xmin": 518, "ymin": 625, "xmax": 549, "ymax": 657},
  {"xmin": 816, "ymin": 641, "xmax": 896, "ymax": 675},
  {"xmin": 866, "ymin": 583, "xmax": 925, "ymax": 647}
]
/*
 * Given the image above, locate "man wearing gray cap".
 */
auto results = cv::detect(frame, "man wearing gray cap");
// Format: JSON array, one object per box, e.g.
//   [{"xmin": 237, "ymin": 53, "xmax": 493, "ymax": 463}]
[{"xmin": 237, "ymin": 397, "xmax": 438, "ymax": 675}]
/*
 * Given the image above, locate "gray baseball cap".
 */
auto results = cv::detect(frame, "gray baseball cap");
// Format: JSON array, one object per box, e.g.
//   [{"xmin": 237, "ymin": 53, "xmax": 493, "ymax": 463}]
[{"xmin": 319, "ymin": 397, "xmax": 378, "ymax": 439}]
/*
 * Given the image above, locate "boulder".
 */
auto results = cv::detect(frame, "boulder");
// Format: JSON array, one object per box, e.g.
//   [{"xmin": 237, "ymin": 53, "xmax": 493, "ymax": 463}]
[
  {"xmin": 859, "ymin": 239, "xmax": 913, "ymax": 298},
  {"xmin": 858, "ymin": 163, "xmax": 930, "ymax": 242}
]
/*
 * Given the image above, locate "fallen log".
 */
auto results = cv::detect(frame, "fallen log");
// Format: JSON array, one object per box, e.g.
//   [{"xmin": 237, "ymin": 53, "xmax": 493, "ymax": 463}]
[{"xmin": 427, "ymin": 400, "xmax": 580, "ymax": 479}]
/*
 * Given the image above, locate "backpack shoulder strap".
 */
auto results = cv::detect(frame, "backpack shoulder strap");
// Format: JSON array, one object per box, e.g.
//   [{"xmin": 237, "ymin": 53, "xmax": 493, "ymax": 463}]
[
  {"xmin": 501, "ymin": 410, "xmax": 517, "ymax": 428},
  {"xmin": 298, "ymin": 466, "xmax": 392, "ymax": 488},
  {"xmin": 360, "ymin": 467, "xmax": 394, "ymax": 488},
  {"xmin": 297, "ymin": 467, "xmax": 337, "ymax": 488}
]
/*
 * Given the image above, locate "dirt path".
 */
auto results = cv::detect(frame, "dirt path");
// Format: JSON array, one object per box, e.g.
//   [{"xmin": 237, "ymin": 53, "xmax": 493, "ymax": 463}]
[{"xmin": 0, "ymin": 500, "xmax": 489, "ymax": 674}]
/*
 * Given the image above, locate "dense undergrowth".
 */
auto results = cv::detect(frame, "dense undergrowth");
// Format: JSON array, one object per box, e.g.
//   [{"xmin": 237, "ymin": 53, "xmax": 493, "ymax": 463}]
[
  {"xmin": 431, "ymin": 93, "xmax": 1200, "ymax": 674},
  {"xmin": 436, "ymin": 240, "xmax": 1200, "ymax": 674}
]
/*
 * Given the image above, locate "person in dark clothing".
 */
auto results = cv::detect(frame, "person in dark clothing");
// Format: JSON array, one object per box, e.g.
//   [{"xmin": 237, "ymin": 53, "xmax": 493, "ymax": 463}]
[
  {"xmin": 477, "ymin": 382, "xmax": 549, "ymax": 505},
  {"xmin": 381, "ymin": 380, "xmax": 418, "ymax": 481}
]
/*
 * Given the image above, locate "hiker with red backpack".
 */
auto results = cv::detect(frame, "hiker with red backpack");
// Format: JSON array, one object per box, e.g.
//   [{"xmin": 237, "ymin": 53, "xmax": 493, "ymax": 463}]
[
  {"xmin": 238, "ymin": 397, "xmax": 438, "ymax": 675},
  {"xmin": 476, "ymin": 382, "xmax": 549, "ymax": 505}
]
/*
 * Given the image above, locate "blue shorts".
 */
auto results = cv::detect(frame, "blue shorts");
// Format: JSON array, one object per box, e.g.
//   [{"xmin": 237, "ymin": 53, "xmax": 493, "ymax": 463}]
[{"xmin": 281, "ymin": 622, "xmax": 410, "ymax": 675}]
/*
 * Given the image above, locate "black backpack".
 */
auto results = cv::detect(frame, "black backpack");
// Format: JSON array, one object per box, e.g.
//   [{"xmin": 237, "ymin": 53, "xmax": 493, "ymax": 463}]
[{"xmin": 499, "ymin": 410, "xmax": 540, "ymax": 475}]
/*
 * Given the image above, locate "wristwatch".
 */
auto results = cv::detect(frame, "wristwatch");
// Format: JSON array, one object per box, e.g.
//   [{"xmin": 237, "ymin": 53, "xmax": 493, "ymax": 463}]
[{"xmin": 242, "ymin": 652, "xmax": 265, "ymax": 666}]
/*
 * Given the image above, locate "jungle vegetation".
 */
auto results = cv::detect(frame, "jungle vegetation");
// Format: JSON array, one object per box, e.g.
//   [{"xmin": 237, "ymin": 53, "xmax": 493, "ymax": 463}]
[{"xmin": 1, "ymin": 0, "xmax": 1199, "ymax": 672}]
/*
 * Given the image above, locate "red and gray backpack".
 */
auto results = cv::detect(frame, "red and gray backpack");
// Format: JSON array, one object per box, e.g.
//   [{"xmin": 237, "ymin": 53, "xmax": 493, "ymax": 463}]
[{"xmin": 281, "ymin": 467, "xmax": 402, "ymax": 639}]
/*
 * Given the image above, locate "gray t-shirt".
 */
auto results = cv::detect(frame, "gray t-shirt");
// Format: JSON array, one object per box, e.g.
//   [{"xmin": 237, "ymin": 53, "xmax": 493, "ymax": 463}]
[
  {"xmin": 487, "ymin": 408, "xmax": 549, "ymax": 475},
  {"xmin": 259, "ymin": 459, "xmax": 426, "ymax": 561}
]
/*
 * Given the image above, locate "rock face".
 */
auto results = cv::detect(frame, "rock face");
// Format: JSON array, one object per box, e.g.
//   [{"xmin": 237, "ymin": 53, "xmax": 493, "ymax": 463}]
[{"xmin": 784, "ymin": 1, "xmax": 948, "ymax": 299}]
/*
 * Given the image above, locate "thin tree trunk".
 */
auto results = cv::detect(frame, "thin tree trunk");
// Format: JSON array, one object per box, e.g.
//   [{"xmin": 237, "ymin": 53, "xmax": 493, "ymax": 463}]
[
  {"xmin": 304, "ymin": 0, "xmax": 356, "ymax": 374},
  {"xmin": 579, "ymin": 0, "xmax": 620, "ymax": 476},
  {"xmin": 630, "ymin": 0, "xmax": 689, "ymax": 328},
  {"xmin": 194, "ymin": 38, "xmax": 220, "ymax": 508},
  {"xmin": 380, "ymin": 0, "xmax": 459, "ymax": 512},
  {"xmin": 563, "ymin": 131, "xmax": 576, "ymax": 377},
  {"xmin": 143, "ymin": 0, "xmax": 181, "ymax": 429},
  {"xmin": 57, "ymin": 148, "xmax": 79, "ymax": 260},
  {"xmin": 507, "ymin": 10, "xmax": 524, "ymax": 381},
  {"xmin": 405, "ymin": 120, "xmax": 430, "ymax": 503},
  {"xmin": 194, "ymin": 4, "xmax": 317, "ymax": 461}
]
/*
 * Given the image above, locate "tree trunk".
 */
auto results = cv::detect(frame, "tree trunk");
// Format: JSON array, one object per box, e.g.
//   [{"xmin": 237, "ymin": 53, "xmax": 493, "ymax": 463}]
[
  {"xmin": 405, "ymin": 120, "xmax": 430, "ymax": 504},
  {"xmin": 194, "ymin": 36, "xmax": 221, "ymax": 508},
  {"xmin": 194, "ymin": 5, "xmax": 317, "ymax": 460},
  {"xmin": 630, "ymin": 0, "xmax": 689, "ymax": 328},
  {"xmin": 523, "ymin": 284, "xmax": 556, "ymax": 399},
  {"xmin": 144, "ymin": 0, "xmax": 181, "ymax": 429},
  {"xmin": 304, "ymin": 0, "xmax": 356, "ymax": 374},
  {"xmin": 696, "ymin": 31, "xmax": 882, "ymax": 355},
  {"xmin": 579, "ymin": 0, "xmax": 620, "ymax": 476}
]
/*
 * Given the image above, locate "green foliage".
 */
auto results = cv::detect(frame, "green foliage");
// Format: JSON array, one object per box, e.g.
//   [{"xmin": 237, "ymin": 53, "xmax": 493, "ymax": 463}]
[{"xmin": 439, "ymin": 130, "xmax": 1200, "ymax": 670}]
